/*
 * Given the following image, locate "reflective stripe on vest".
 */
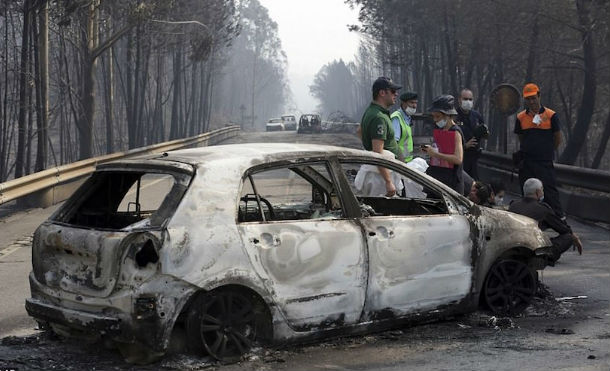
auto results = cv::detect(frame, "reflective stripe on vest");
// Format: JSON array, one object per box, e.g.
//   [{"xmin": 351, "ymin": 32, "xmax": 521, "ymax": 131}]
[
  {"xmin": 517, "ymin": 108, "xmax": 556, "ymax": 130},
  {"xmin": 390, "ymin": 110, "xmax": 413, "ymax": 162}
]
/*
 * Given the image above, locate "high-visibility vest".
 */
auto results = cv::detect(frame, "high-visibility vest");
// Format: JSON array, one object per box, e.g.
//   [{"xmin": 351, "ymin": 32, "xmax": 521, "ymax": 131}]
[
  {"xmin": 517, "ymin": 108, "xmax": 556, "ymax": 130},
  {"xmin": 390, "ymin": 110, "xmax": 413, "ymax": 162}
]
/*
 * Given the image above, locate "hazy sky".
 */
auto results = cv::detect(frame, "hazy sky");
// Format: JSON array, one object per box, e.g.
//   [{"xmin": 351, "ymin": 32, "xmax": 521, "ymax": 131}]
[{"xmin": 259, "ymin": 0, "xmax": 361, "ymax": 115}]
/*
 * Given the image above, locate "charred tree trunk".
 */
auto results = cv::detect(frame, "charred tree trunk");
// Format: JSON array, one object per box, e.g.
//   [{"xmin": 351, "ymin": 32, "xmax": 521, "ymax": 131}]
[
  {"xmin": 15, "ymin": 0, "xmax": 32, "ymax": 178},
  {"xmin": 591, "ymin": 110, "xmax": 610, "ymax": 169},
  {"xmin": 76, "ymin": 0, "xmax": 99, "ymax": 160},
  {"xmin": 558, "ymin": 0, "xmax": 596, "ymax": 165},
  {"xmin": 170, "ymin": 47, "xmax": 183, "ymax": 140},
  {"xmin": 34, "ymin": 0, "xmax": 48, "ymax": 172}
]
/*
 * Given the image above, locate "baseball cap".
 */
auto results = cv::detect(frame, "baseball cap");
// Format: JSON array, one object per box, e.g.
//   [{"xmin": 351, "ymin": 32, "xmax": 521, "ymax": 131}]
[
  {"xmin": 523, "ymin": 83, "xmax": 539, "ymax": 98},
  {"xmin": 400, "ymin": 92, "xmax": 418, "ymax": 101},
  {"xmin": 372, "ymin": 77, "xmax": 402, "ymax": 94}
]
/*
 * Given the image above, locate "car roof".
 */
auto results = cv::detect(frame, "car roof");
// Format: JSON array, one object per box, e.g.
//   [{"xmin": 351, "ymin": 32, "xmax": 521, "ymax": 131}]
[{"xmin": 161, "ymin": 143, "xmax": 375, "ymax": 166}]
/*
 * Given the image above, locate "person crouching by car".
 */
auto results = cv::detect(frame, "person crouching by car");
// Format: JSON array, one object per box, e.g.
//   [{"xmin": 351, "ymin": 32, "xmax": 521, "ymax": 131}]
[
  {"xmin": 421, "ymin": 95, "xmax": 465, "ymax": 194},
  {"xmin": 509, "ymin": 178, "xmax": 582, "ymax": 263}
]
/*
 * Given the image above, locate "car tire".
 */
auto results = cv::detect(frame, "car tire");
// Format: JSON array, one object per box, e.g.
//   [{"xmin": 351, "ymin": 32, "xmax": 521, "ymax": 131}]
[
  {"xmin": 186, "ymin": 290, "xmax": 258, "ymax": 363},
  {"xmin": 482, "ymin": 259, "xmax": 537, "ymax": 316}
]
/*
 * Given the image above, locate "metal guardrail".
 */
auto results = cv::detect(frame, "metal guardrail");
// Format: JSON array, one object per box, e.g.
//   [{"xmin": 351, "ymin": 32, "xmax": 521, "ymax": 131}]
[
  {"xmin": 0, "ymin": 125, "xmax": 239, "ymax": 206},
  {"xmin": 479, "ymin": 151, "xmax": 610, "ymax": 193},
  {"xmin": 478, "ymin": 151, "xmax": 610, "ymax": 223}
]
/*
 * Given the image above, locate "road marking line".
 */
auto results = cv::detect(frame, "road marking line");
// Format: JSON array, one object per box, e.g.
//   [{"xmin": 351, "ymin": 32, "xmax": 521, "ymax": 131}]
[{"xmin": 0, "ymin": 244, "xmax": 25, "ymax": 261}]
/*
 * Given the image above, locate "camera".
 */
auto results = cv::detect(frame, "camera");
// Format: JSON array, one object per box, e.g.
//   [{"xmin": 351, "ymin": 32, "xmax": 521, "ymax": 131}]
[{"xmin": 473, "ymin": 124, "xmax": 489, "ymax": 140}]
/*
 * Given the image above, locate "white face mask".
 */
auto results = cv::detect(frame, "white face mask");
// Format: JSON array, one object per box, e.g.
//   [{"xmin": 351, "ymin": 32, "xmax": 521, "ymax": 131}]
[
  {"xmin": 404, "ymin": 106, "xmax": 416, "ymax": 115},
  {"xmin": 461, "ymin": 100, "xmax": 473, "ymax": 111},
  {"xmin": 435, "ymin": 119, "xmax": 447, "ymax": 129},
  {"xmin": 496, "ymin": 196, "xmax": 504, "ymax": 205}
]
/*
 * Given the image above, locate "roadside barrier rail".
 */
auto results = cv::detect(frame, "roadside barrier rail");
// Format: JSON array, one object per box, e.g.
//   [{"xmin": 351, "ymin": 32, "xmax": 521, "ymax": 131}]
[
  {"xmin": 479, "ymin": 151, "xmax": 610, "ymax": 193},
  {"xmin": 479, "ymin": 151, "xmax": 610, "ymax": 223},
  {"xmin": 0, "ymin": 125, "xmax": 239, "ymax": 206}
]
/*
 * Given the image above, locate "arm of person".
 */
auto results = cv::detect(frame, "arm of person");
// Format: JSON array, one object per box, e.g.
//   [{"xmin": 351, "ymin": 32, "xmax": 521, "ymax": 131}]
[
  {"xmin": 514, "ymin": 117, "xmax": 523, "ymax": 143},
  {"xmin": 426, "ymin": 131, "xmax": 464, "ymax": 165},
  {"xmin": 372, "ymin": 139, "xmax": 396, "ymax": 196},
  {"xmin": 356, "ymin": 126, "xmax": 362, "ymax": 139},
  {"xmin": 391, "ymin": 116, "xmax": 401, "ymax": 142},
  {"xmin": 542, "ymin": 207, "xmax": 572, "ymax": 235},
  {"xmin": 553, "ymin": 131, "xmax": 562, "ymax": 150},
  {"xmin": 551, "ymin": 112, "xmax": 561, "ymax": 149}
]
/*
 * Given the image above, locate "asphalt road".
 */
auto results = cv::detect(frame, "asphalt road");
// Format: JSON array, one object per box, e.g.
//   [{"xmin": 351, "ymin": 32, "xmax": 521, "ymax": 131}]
[{"xmin": 0, "ymin": 131, "xmax": 608, "ymax": 371}]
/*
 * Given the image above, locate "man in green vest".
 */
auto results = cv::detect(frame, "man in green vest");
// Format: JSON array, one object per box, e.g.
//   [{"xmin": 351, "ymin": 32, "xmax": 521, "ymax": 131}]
[
  {"xmin": 391, "ymin": 92, "xmax": 418, "ymax": 162},
  {"xmin": 359, "ymin": 76, "xmax": 401, "ymax": 196}
]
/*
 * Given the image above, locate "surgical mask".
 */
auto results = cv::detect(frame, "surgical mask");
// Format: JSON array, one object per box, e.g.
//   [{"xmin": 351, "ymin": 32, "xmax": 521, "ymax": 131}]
[
  {"xmin": 404, "ymin": 106, "xmax": 416, "ymax": 115},
  {"xmin": 539, "ymin": 195, "xmax": 544, "ymax": 202},
  {"xmin": 461, "ymin": 100, "xmax": 473, "ymax": 111},
  {"xmin": 435, "ymin": 119, "xmax": 447, "ymax": 129},
  {"xmin": 496, "ymin": 196, "xmax": 504, "ymax": 205}
]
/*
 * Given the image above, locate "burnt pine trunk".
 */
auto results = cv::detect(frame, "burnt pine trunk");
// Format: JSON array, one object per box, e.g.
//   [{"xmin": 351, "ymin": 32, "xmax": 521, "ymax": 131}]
[
  {"xmin": 102, "ymin": 21, "xmax": 114, "ymax": 154},
  {"xmin": 15, "ymin": 0, "xmax": 32, "ymax": 178},
  {"xmin": 34, "ymin": 0, "xmax": 49, "ymax": 172},
  {"xmin": 591, "ymin": 110, "xmax": 610, "ymax": 169},
  {"xmin": 76, "ymin": 0, "xmax": 99, "ymax": 160},
  {"xmin": 524, "ymin": 10, "xmax": 540, "ymax": 83},
  {"xmin": 558, "ymin": 0, "xmax": 596, "ymax": 165},
  {"xmin": 169, "ymin": 47, "xmax": 183, "ymax": 140}
]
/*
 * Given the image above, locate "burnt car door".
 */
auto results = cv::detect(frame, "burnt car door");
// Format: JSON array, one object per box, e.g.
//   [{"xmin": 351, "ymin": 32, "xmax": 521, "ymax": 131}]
[
  {"xmin": 337, "ymin": 159, "xmax": 473, "ymax": 319},
  {"xmin": 236, "ymin": 161, "xmax": 367, "ymax": 330}
]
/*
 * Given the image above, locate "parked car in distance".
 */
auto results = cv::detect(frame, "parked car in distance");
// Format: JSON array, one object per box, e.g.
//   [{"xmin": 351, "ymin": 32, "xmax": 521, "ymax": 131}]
[
  {"xmin": 281, "ymin": 115, "xmax": 297, "ymax": 131},
  {"xmin": 265, "ymin": 118, "xmax": 285, "ymax": 131},
  {"xmin": 26, "ymin": 143, "xmax": 554, "ymax": 365},
  {"xmin": 297, "ymin": 114, "xmax": 322, "ymax": 133}
]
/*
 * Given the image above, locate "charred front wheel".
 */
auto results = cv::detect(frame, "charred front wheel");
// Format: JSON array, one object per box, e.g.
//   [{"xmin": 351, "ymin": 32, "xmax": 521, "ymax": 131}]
[
  {"xmin": 187, "ymin": 291, "xmax": 257, "ymax": 363},
  {"xmin": 483, "ymin": 259, "xmax": 537, "ymax": 315}
]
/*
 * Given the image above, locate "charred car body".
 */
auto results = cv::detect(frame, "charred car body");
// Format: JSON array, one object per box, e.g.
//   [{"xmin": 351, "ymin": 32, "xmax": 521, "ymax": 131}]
[
  {"xmin": 297, "ymin": 114, "xmax": 322, "ymax": 134},
  {"xmin": 281, "ymin": 115, "xmax": 297, "ymax": 131},
  {"xmin": 26, "ymin": 144, "xmax": 554, "ymax": 363},
  {"xmin": 265, "ymin": 118, "xmax": 285, "ymax": 131}
]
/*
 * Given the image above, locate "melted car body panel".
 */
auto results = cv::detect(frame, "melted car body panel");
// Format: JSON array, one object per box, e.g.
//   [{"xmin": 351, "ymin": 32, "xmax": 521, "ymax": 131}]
[
  {"xmin": 238, "ymin": 219, "xmax": 367, "ymax": 330},
  {"xmin": 362, "ymin": 215, "xmax": 472, "ymax": 317}
]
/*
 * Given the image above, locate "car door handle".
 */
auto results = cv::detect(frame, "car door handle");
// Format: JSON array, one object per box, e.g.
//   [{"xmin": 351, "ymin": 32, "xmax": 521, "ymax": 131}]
[
  {"xmin": 368, "ymin": 231, "xmax": 376, "ymax": 236},
  {"xmin": 251, "ymin": 238, "xmax": 260, "ymax": 244}
]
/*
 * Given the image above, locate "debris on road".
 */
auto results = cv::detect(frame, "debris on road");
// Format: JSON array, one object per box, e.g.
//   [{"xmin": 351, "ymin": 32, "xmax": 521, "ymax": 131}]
[
  {"xmin": 545, "ymin": 328, "xmax": 575, "ymax": 335},
  {"xmin": 555, "ymin": 296, "xmax": 588, "ymax": 301}
]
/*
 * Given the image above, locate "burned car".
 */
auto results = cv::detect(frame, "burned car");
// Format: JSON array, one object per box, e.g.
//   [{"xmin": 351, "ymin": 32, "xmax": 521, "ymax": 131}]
[
  {"xmin": 297, "ymin": 114, "xmax": 322, "ymax": 133},
  {"xmin": 26, "ymin": 144, "xmax": 554, "ymax": 364},
  {"xmin": 265, "ymin": 118, "xmax": 285, "ymax": 131},
  {"xmin": 281, "ymin": 115, "xmax": 297, "ymax": 131}
]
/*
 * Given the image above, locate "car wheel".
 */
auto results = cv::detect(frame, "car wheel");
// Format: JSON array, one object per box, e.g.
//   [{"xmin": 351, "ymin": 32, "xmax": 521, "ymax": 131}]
[
  {"xmin": 186, "ymin": 291, "xmax": 257, "ymax": 363},
  {"xmin": 483, "ymin": 259, "xmax": 536, "ymax": 316}
]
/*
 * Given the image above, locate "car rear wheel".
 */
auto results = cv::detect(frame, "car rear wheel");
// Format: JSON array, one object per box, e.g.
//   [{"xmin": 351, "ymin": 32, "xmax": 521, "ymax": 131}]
[
  {"xmin": 483, "ymin": 259, "xmax": 537, "ymax": 316},
  {"xmin": 186, "ymin": 291, "xmax": 257, "ymax": 363}
]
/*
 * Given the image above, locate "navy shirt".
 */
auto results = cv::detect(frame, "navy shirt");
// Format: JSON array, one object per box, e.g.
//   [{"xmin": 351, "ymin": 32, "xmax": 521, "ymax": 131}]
[{"xmin": 456, "ymin": 107, "xmax": 484, "ymax": 151}]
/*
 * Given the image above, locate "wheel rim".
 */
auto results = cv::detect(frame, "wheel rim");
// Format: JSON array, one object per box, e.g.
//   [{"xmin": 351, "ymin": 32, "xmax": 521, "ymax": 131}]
[
  {"xmin": 484, "ymin": 260, "xmax": 536, "ymax": 315},
  {"xmin": 199, "ymin": 292, "xmax": 256, "ymax": 362}
]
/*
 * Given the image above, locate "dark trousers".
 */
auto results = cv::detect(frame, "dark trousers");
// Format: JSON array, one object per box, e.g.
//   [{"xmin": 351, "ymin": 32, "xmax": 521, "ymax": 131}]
[
  {"xmin": 519, "ymin": 159, "xmax": 564, "ymax": 217},
  {"xmin": 550, "ymin": 233, "xmax": 574, "ymax": 261},
  {"xmin": 463, "ymin": 149, "xmax": 480, "ymax": 180}
]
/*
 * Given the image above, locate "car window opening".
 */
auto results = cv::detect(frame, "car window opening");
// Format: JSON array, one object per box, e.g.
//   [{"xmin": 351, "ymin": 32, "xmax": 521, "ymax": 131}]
[
  {"xmin": 54, "ymin": 171, "xmax": 188, "ymax": 230},
  {"xmin": 239, "ymin": 164, "xmax": 343, "ymax": 223},
  {"xmin": 341, "ymin": 162, "xmax": 448, "ymax": 217}
]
